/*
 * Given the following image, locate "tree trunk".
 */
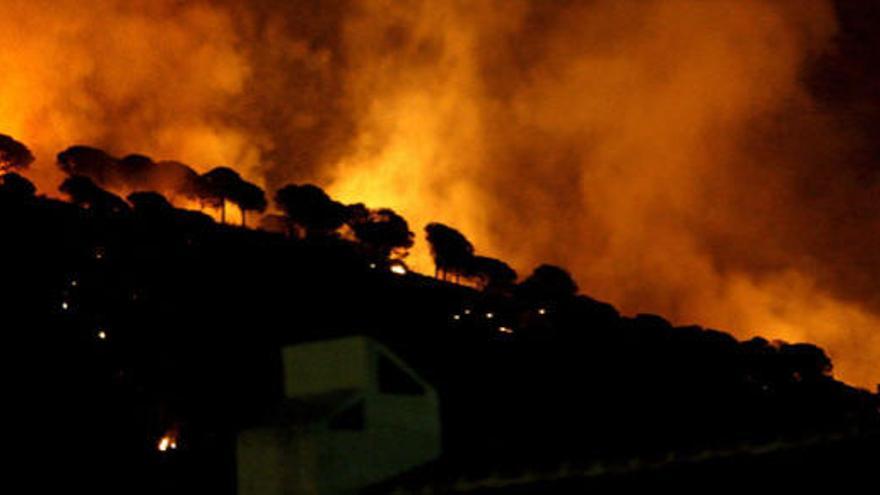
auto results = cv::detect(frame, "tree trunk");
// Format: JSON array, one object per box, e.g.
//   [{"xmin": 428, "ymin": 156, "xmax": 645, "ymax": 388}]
[
  {"xmin": 241, "ymin": 207, "xmax": 247, "ymax": 227},
  {"xmin": 220, "ymin": 199, "xmax": 226, "ymax": 224}
]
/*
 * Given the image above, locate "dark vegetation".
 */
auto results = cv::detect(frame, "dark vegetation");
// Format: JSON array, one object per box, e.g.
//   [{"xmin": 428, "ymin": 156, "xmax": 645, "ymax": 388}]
[{"xmin": 2, "ymin": 133, "xmax": 878, "ymax": 493}]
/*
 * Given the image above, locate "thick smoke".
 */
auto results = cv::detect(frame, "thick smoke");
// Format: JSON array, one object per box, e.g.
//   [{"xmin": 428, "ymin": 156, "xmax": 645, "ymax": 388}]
[
  {"xmin": 0, "ymin": 0, "xmax": 252, "ymax": 190},
  {"xmin": 326, "ymin": 0, "xmax": 880, "ymax": 387},
  {"xmin": 1, "ymin": 0, "xmax": 878, "ymax": 387}
]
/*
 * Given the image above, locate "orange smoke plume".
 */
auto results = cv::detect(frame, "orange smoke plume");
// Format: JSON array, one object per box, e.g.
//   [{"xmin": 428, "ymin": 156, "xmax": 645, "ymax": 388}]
[
  {"xmin": 1, "ymin": 0, "xmax": 878, "ymax": 388},
  {"xmin": 325, "ymin": 0, "xmax": 879, "ymax": 388}
]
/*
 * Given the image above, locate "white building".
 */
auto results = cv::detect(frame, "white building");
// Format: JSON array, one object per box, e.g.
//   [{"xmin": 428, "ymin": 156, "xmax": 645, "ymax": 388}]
[{"xmin": 237, "ymin": 336, "xmax": 441, "ymax": 495}]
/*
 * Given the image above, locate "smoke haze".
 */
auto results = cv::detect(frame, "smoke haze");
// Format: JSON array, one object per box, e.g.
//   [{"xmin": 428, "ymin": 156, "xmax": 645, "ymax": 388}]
[{"xmin": 1, "ymin": 0, "xmax": 878, "ymax": 387}]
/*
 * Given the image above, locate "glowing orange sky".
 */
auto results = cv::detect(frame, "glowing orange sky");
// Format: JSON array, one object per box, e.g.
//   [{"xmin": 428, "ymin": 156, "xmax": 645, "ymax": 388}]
[{"xmin": 1, "ymin": 0, "xmax": 877, "ymax": 388}]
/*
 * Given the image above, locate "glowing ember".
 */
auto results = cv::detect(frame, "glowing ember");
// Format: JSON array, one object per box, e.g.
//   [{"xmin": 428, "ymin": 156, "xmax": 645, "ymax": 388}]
[
  {"xmin": 452, "ymin": 314, "xmax": 461, "ymax": 321},
  {"xmin": 390, "ymin": 264, "xmax": 407, "ymax": 275},
  {"xmin": 538, "ymin": 308, "xmax": 547, "ymax": 316},
  {"xmin": 485, "ymin": 312, "xmax": 494, "ymax": 320},
  {"xmin": 96, "ymin": 330, "xmax": 107, "ymax": 340},
  {"xmin": 498, "ymin": 326, "xmax": 514, "ymax": 334},
  {"xmin": 157, "ymin": 432, "xmax": 178, "ymax": 453},
  {"xmin": 61, "ymin": 301, "xmax": 69, "ymax": 311}
]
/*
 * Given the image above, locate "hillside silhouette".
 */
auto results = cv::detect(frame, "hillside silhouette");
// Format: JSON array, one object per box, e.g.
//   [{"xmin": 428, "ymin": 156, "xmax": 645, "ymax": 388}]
[{"xmin": 1, "ymin": 134, "xmax": 878, "ymax": 493}]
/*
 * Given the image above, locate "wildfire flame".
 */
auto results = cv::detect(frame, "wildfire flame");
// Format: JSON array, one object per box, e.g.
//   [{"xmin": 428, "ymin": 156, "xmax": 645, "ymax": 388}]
[
  {"xmin": 1, "ymin": 0, "xmax": 879, "ymax": 388},
  {"xmin": 157, "ymin": 431, "xmax": 178, "ymax": 453}
]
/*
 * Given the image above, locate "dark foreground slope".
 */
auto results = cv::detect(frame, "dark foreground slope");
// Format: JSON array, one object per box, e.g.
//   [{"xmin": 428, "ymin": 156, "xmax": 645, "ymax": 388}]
[{"xmin": 2, "ymin": 190, "xmax": 877, "ymax": 493}]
